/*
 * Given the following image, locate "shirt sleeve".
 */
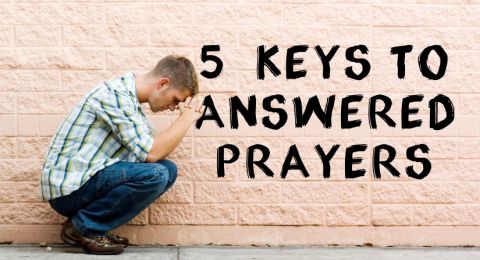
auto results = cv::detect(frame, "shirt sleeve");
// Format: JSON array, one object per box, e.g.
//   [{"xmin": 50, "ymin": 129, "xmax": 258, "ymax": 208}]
[{"xmin": 90, "ymin": 85, "xmax": 154, "ymax": 162}]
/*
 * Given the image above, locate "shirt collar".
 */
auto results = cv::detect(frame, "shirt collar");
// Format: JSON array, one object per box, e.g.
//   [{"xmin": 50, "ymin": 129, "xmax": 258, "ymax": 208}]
[
  {"xmin": 122, "ymin": 71, "xmax": 155, "ymax": 134},
  {"xmin": 123, "ymin": 71, "xmax": 143, "ymax": 110}
]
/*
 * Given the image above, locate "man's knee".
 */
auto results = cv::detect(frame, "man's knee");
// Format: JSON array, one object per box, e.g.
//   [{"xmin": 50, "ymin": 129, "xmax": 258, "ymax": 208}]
[{"xmin": 155, "ymin": 159, "xmax": 177, "ymax": 186}]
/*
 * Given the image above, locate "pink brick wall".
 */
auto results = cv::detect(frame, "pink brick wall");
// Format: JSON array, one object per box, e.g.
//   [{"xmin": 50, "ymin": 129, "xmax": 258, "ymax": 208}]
[{"xmin": 0, "ymin": 1, "xmax": 479, "ymax": 246}]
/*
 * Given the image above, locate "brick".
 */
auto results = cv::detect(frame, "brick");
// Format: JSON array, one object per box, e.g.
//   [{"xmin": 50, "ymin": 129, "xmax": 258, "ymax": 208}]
[
  {"xmin": 62, "ymin": 48, "xmax": 105, "ymax": 69},
  {"xmin": 0, "ymin": 203, "xmax": 63, "ymax": 224},
  {"xmin": 457, "ymin": 138, "xmax": 480, "ymax": 159},
  {"xmin": 17, "ymin": 115, "xmax": 39, "ymax": 136},
  {"xmin": 0, "ymin": 160, "xmax": 42, "ymax": 181},
  {"xmin": 197, "ymin": 70, "xmax": 237, "ymax": 93},
  {"xmin": 283, "ymin": 4, "xmax": 370, "ymax": 26},
  {"xmin": 14, "ymin": 49, "xmax": 62, "ymax": 69},
  {"xmin": 0, "ymin": 4, "xmax": 14, "ymax": 24},
  {"xmin": 63, "ymin": 25, "xmax": 149, "ymax": 47},
  {"xmin": 236, "ymin": 70, "xmax": 327, "ymax": 95},
  {"xmin": 151, "ymin": 26, "xmax": 236, "ymax": 47},
  {"xmin": 194, "ymin": 137, "xmax": 282, "ymax": 159},
  {"xmin": 192, "ymin": 159, "xmax": 238, "ymax": 181},
  {"xmin": 165, "ymin": 137, "xmax": 193, "ymax": 160},
  {"xmin": 105, "ymin": 3, "xmax": 193, "ymax": 24},
  {"xmin": 371, "ymin": 28, "xmax": 417, "ymax": 49},
  {"xmin": 282, "ymin": 182, "xmax": 368, "ymax": 203},
  {"xmin": 456, "ymin": 116, "xmax": 480, "ymax": 137},
  {"xmin": 371, "ymin": 137, "xmax": 457, "ymax": 159},
  {"xmin": 0, "ymin": 70, "xmax": 60, "ymax": 92},
  {"xmin": 128, "ymin": 208, "xmax": 149, "ymax": 225},
  {"xmin": 370, "ymin": 49, "xmax": 420, "ymax": 74},
  {"xmin": 409, "ymin": 183, "xmax": 457, "ymax": 203},
  {"xmin": 15, "ymin": 25, "xmax": 61, "ymax": 46},
  {"xmin": 0, "ymin": 50, "xmax": 20, "ymax": 69},
  {"xmin": 372, "ymin": 205, "xmax": 413, "ymax": 226},
  {"xmin": 0, "ymin": 182, "xmax": 40, "ymax": 202},
  {"xmin": 371, "ymin": 182, "xmax": 412, "ymax": 205},
  {"xmin": 238, "ymin": 158, "xmax": 288, "ymax": 181},
  {"xmin": 283, "ymin": 137, "xmax": 370, "ymax": 159},
  {"xmin": 193, "ymin": 119, "xmax": 220, "ymax": 137},
  {"xmin": 238, "ymin": 204, "xmax": 324, "ymax": 225},
  {"xmin": 149, "ymin": 204, "xmax": 195, "ymax": 224},
  {"xmin": 454, "ymin": 51, "xmax": 480, "ymax": 72},
  {"xmin": 14, "ymin": 4, "xmax": 63, "ymax": 24},
  {"xmin": 461, "ymin": 94, "xmax": 480, "ymax": 115},
  {"xmin": 457, "ymin": 182, "xmax": 480, "ymax": 203},
  {"xmin": 328, "ymin": 69, "xmax": 371, "ymax": 93},
  {"xmin": 372, "ymin": 182, "xmax": 457, "ymax": 204},
  {"xmin": 372, "ymin": 5, "xmax": 458, "ymax": 27},
  {"xmin": 38, "ymin": 115, "xmax": 65, "ymax": 136},
  {"xmin": 17, "ymin": 93, "xmax": 83, "ymax": 114},
  {"xmin": 194, "ymin": 182, "xmax": 282, "ymax": 203},
  {"xmin": 454, "ymin": 205, "xmax": 480, "ymax": 225},
  {"xmin": 0, "ymin": 137, "xmax": 16, "ymax": 158},
  {"xmin": 457, "ymin": 5, "xmax": 480, "ymax": 27},
  {"xmin": 1, "ymin": 49, "xmax": 104, "ymax": 70},
  {"xmin": 106, "ymin": 48, "xmax": 193, "ymax": 70},
  {"xmin": 62, "ymin": 70, "xmax": 114, "ymax": 92},
  {"xmin": 313, "ymin": 159, "xmax": 354, "ymax": 181},
  {"xmin": 155, "ymin": 182, "xmax": 193, "ymax": 204},
  {"xmin": 194, "ymin": 47, "xmax": 256, "ymax": 70},
  {"xmin": 195, "ymin": 4, "xmax": 282, "ymax": 25},
  {"xmin": 370, "ymin": 69, "xmax": 417, "ymax": 93},
  {"xmin": 175, "ymin": 160, "xmax": 197, "ymax": 182},
  {"xmin": 416, "ymin": 28, "xmax": 478, "ymax": 50},
  {"xmin": 414, "ymin": 205, "xmax": 456, "ymax": 225},
  {"xmin": 424, "ymin": 159, "xmax": 460, "ymax": 181},
  {"xmin": 326, "ymin": 205, "xmax": 369, "ymax": 226},
  {"xmin": 446, "ymin": 74, "xmax": 477, "ymax": 96},
  {"xmin": 0, "ymin": 26, "xmax": 12, "ymax": 47},
  {"xmin": 193, "ymin": 204, "xmax": 236, "ymax": 225},
  {"xmin": 452, "ymin": 160, "xmax": 480, "ymax": 181},
  {"xmin": 62, "ymin": 3, "xmax": 103, "ymax": 24},
  {"xmin": 149, "ymin": 203, "xmax": 237, "ymax": 225},
  {"xmin": 0, "ymin": 115, "xmax": 15, "ymax": 136},
  {"xmin": 17, "ymin": 137, "xmax": 51, "ymax": 159},
  {"xmin": 238, "ymin": 26, "xmax": 326, "ymax": 47}
]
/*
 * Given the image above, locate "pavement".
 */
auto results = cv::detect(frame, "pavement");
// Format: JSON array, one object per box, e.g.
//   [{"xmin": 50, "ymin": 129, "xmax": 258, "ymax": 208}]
[{"xmin": 0, "ymin": 245, "xmax": 479, "ymax": 260}]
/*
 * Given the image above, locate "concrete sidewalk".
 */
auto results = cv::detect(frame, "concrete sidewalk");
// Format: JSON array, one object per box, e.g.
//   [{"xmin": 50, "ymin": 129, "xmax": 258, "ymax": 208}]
[{"xmin": 0, "ymin": 245, "xmax": 479, "ymax": 260}]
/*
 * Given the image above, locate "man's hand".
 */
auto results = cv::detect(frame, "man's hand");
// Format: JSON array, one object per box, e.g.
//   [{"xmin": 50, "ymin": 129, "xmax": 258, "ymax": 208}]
[
  {"xmin": 178, "ymin": 95, "xmax": 205, "ymax": 122},
  {"xmin": 146, "ymin": 95, "xmax": 206, "ymax": 163}
]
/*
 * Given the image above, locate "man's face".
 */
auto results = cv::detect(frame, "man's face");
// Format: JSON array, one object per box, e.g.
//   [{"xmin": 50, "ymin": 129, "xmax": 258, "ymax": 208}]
[{"xmin": 149, "ymin": 81, "xmax": 192, "ymax": 113}]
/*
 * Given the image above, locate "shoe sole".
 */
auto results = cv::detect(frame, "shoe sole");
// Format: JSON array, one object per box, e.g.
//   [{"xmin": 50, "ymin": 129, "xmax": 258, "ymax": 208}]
[
  {"xmin": 84, "ymin": 249, "xmax": 124, "ymax": 255},
  {"xmin": 60, "ymin": 231, "xmax": 78, "ymax": 246},
  {"xmin": 61, "ymin": 229, "xmax": 124, "ymax": 254}
]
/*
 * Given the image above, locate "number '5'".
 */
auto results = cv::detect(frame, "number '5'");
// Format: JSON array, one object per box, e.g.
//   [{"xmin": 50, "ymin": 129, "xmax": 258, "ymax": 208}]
[{"xmin": 200, "ymin": 45, "xmax": 223, "ymax": 79}]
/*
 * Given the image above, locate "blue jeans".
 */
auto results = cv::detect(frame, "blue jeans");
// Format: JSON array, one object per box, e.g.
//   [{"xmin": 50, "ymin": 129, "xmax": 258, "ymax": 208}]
[{"xmin": 49, "ymin": 159, "xmax": 177, "ymax": 238}]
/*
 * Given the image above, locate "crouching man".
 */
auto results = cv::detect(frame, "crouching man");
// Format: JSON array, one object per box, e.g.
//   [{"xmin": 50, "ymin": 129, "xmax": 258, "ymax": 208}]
[{"xmin": 40, "ymin": 55, "xmax": 205, "ymax": 255}]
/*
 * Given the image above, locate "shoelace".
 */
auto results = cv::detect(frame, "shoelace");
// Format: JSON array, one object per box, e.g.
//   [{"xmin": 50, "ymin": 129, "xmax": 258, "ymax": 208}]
[
  {"xmin": 106, "ymin": 233, "xmax": 121, "ymax": 240},
  {"xmin": 95, "ymin": 236, "xmax": 112, "ymax": 244}
]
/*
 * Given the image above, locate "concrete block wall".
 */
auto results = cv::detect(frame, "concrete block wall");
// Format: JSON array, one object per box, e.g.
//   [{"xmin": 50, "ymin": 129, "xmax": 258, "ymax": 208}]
[{"xmin": 0, "ymin": 0, "xmax": 479, "ymax": 246}]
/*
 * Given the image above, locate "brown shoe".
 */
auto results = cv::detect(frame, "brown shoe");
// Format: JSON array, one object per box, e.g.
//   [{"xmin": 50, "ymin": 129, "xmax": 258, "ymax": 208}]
[
  {"xmin": 105, "ymin": 232, "xmax": 129, "ymax": 248},
  {"xmin": 60, "ymin": 219, "xmax": 124, "ymax": 255}
]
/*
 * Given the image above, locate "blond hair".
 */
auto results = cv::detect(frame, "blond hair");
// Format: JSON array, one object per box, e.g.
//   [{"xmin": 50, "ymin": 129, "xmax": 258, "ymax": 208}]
[{"xmin": 148, "ymin": 55, "xmax": 199, "ymax": 95}]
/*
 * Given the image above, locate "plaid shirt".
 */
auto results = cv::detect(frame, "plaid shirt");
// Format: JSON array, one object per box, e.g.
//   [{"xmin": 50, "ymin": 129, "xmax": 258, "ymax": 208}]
[{"xmin": 40, "ymin": 71, "xmax": 155, "ymax": 201}]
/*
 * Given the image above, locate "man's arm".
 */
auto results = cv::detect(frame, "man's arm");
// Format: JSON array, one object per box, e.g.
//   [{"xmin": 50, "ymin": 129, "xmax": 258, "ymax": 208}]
[
  {"xmin": 145, "ymin": 96, "xmax": 205, "ymax": 163},
  {"xmin": 145, "ymin": 114, "xmax": 194, "ymax": 162}
]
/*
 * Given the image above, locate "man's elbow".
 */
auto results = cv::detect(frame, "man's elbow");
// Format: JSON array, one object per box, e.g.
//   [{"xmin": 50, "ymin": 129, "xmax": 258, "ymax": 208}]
[{"xmin": 144, "ymin": 150, "xmax": 167, "ymax": 163}]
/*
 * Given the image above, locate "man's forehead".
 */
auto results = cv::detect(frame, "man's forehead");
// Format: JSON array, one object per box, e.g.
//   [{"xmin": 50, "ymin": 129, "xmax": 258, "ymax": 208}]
[{"xmin": 179, "ymin": 89, "xmax": 193, "ymax": 100}]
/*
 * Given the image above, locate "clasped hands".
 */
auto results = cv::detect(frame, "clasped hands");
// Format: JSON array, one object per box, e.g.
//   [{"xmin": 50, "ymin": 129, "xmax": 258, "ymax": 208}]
[{"xmin": 175, "ymin": 95, "xmax": 206, "ymax": 122}]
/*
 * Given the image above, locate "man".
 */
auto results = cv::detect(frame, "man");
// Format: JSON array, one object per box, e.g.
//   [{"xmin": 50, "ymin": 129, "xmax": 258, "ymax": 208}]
[{"xmin": 40, "ymin": 55, "xmax": 205, "ymax": 255}]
